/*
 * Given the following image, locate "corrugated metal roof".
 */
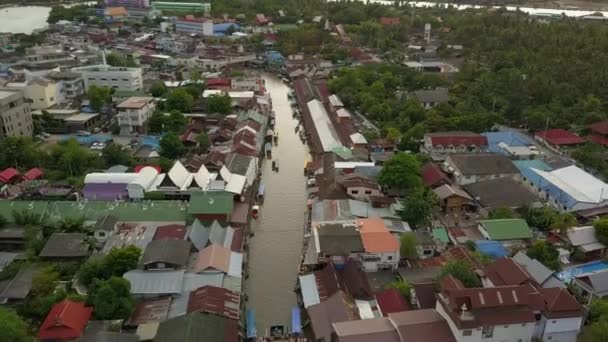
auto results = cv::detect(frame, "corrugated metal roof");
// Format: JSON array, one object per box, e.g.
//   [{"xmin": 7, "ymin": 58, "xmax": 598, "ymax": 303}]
[
  {"xmin": 124, "ymin": 270, "xmax": 185, "ymax": 295},
  {"xmin": 307, "ymin": 99, "xmax": 343, "ymax": 152},
  {"xmin": 227, "ymin": 252, "xmax": 242, "ymax": 278},
  {"xmin": 299, "ymin": 274, "xmax": 320, "ymax": 308}
]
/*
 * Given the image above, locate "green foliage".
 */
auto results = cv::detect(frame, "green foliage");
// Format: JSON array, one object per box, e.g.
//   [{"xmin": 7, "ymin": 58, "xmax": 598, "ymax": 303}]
[
  {"xmin": 573, "ymin": 143, "xmax": 608, "ymax": 181},
  {"xmin": 197, "ymin": 132, "xmax": 211, "ymax": 153},
  {"xmin": 106, "ymin": 53, "xmax": 137, "ymax": 67},
  {"xmin": 386, "ymin": 278, "xmax": 412, "ymax": 300},
  {"xmin": 527, "ymin": 240, "xmax": 560, "ymax": 271},
  {"xmin": 24, "ymin": 226, "xmax": 44, "ymax": 259},
  {"xmin": 594, "ymin": 218, "xmax": 608, "ymax": 246},
  {"xmin": 147, "ymin": 111, "xmax": 167, "ymax": 134},
  {"xmin": 87, "ymin": 85, "xmax": 112, "ymax": 112},
  {"xmin": 77, "ymin": 246, "xmax": 142, "ymax": 288},
  {"xmin": 48, "ymin": 138, "xmax": 105, "ymax": 178},
  {"xmin": 277, "ymin": 25, "xmax": 332, "ymax": 55},
  {"xmin": 378, "ymin": 152, "xmax": 422, "ymax": 191},
  {"xmin": 0, "ymin": 261, "xmax": 23, "ymax": 281},
  {"xmin": 47, "ymin": 5, "xmax": 90, "ymax": 24},
  {"xmin": 87, "ymin": 277, "xmax": 134, "ymax": 320},
  {"xmin": 55, "ymin": 216, "xmax": 87, "ymax": 233},
  {"xmin": 518, "ymin": 206, "xmax": 558, "ymax": 231},
  {"xmin": 206, "ymin": 94, "xmax": 232, "ymax": 114},
  {"xmin": 0, "ymin": 307, "xmax": 32, "ymax": 342},
  {"xmin": 488, "ymin": 207, "xmax": 516, "ymax": 219},
  {"xmin": 0, "ymin": 137, "xmax": 46, "ymax": 170},
  {"xmin": 399, "ymin": 232, "xmax": 418, "ymax": 260},
  {"xmin": 166, "ymin": 89, "xmax": 194, "ymax": 113},
  {"xmin": 588, "ymin": 299, "xmax": 608, "ymax": 324},
  {"xmin": 0, "ymin": 214, "xmax": 6, "ymax": 228},
  {"xmin": 159, "ymin": 132, "xmax": 186, "ymax": 159},
  {"xmin": 581, "ymin": 319, "xmax": 608, "ymax": 342},
  {"xmin": 398, "ymin": 187, "xmax": 438, "ymax": 229},
  {"xmin": 551, "ymin": 212, "xmax": 577, "ymax": 235},
  {"xmin": 12, "ymin": 210, "xmax": 41, "ymax": 226},
  {"xmin": 101, "ymin": 143, "xmax": 134, "ymax": 168},
  {"xmin": 167, "ymin": 111, "xmax": 188, "ymax": 134},
  {"xmin": 20, "ymin": 266, "xmax": 65, "ymax": 322},
  {"xmin": 149, "ymin": 81, "xmax": 168, "ymax": 97},
  {"xmin": 464, "ymin": 240, "xmax": 477, "ymax": 251},
  {"xmin": 439, "ymin": 260, "xmax": 481, "ymax": 288}
]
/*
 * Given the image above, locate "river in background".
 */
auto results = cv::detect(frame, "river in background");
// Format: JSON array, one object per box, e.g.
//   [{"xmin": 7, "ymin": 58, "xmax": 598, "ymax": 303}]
[
  {"xmin": 245, "ymin": 73, "xmax": 308, "ymax": 335},
  {"xmin": 1, "ymin": 0, "xmax": 608, "ymax": 34}
]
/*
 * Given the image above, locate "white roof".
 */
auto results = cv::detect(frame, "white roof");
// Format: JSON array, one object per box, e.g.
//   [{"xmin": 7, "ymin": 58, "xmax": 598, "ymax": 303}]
[
  {"xmin": 165, "ymin": 161, "xmax": 192, "ymax": 190},
  {"xmin": 85, "ymin": 172, "xmax": 138, "ymax": 184},
  {"xmin": 335, "ymin": 161, "xmax": 376, "ymax": 169},
  {"xmin": 532, "ymin": 165, "xmax": 608, "ymax": 203},
  {"xmin": 567, "ymin": 226, "xmax": 601, "ymax": 247},
  {"xmin": 225, "ymin": 174, "xmax": 246, "ymax": 194},
  {"xmin": 220, "ymin": 165, "xmax": 232, "ymax": 183},
  {"xmin": 336, "ymin": 108, "xmax": 351, "ymax": 118},
  {"xmin": 350, "ymin": 132, "xmax": 368, "ymax": 145},
  {"xmin": 64, "ymin": 113, "xmax": 100, "ymax": 122},
  {"xmin": 307, "ymin": 99, "xmax": 343, "ymax": 152},
  {"xmin": 299, "ymin": 274, "xmax": 320, "ymax": 308},
  {"xmin": 203, "ymin": 90, "xmax": 255, "ymax": 99},
  {"xmin": 129, "ymin": 166, "xmax": 160, "ymax": 190},
  {"xmin": 328, "ymin": 94, "xmax": 344, "ymax": 107},
  {"xmin": 355, "ymin": 299, "xmax": 377, "ymax": 319},
  {"xmin": 192, "ymin": 165, "xmax": 211, "ymax": 190},
  {"xmin": 124, "ymin": 270, "xmax": 185, "ymax": 295},
  {"xmin": 228, "ymin": 252, "xmax": 243, "ymax": 278}
]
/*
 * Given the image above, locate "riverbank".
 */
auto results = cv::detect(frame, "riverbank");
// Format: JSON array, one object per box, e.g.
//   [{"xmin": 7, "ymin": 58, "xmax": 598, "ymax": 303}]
[{"xmin": 0, "ymin": 0, "xmax": 92, "ymax": 9}]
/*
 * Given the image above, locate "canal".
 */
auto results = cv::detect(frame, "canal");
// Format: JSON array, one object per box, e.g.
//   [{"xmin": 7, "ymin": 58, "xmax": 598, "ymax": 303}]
[{"xmin": 246, "ymin": 73, "xmax": 308, "ymax": 335}]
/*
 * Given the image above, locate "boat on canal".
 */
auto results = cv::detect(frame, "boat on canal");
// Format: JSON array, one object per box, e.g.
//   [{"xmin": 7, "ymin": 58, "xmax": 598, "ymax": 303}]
[
  {"xmin": 246, "ymin": 309, "xmax": 257, "ymax": 340},
  {"xmin": 273, "ymin": 132, "xmax": 279, "ymax": 145},
  {"xmin": 265, "ymin": 142, "xmax": 272, "ymax": 158},
  {"xmin": 272, "ymin": 159, "xmax": 279, "ymax": 172},
  {"xmin": 252, "ymin": 205, "xmax": 260, "ymax": 219},
  {"xmin": 257, "ymin": 183, "xmax": 265, "ymax": 203}
]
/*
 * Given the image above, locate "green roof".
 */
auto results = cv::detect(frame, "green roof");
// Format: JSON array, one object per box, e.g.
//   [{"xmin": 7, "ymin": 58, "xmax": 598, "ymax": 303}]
[
  {"xmin": 432, "ymin": 228, "xmax": 450, "ymax": 243},
  {"xmin": 188, "ymin": 192, "xmax": 234, "ymax": 215},
  {"xmin": 239, "ymin": 110, "xmax": 266, "ymax": 126},
  {"xmin": 478, "ymin": 219, "xmax": 532, "ymax": 240},
  {"xmin": 155, "ymin": 313, "xmax": 233, "ymax": 342},
  {"xmin": 332, "ymin": 146, "xmax": 353, "ymax": 160}
]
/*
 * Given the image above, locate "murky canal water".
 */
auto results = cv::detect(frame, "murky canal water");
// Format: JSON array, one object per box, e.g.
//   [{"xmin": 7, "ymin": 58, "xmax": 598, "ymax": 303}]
[{"xmin": 246, "ymin": 73, "xmax": 308, "ymax": 334}]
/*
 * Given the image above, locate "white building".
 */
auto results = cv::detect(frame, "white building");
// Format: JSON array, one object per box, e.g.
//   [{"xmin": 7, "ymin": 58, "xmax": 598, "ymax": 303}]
[
  {"xmin": 72, "ymin": 64, "xmax": 143, "ymax": 91},
  {"xmin": 175, "ymin": 17, "xmax": 213, "ymax": 36},
  {"xmin": 231, "ymin": 77, "xmax": 264, "ymax": 93},
  {"xmin": 48, "ymin": 71, "xmax": 85, "ymax": 104},
  {"xmin": 116, "ymin": 97, "xmax": 156, "ymax": 134}
]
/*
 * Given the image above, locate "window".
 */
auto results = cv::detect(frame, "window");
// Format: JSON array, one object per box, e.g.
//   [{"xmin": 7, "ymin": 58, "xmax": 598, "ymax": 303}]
[
  {"xmin": 39, "ymin": 98, "xmax": 44, "ymax": 102},
  {"xmin": 535, "ymin": 313, "xmax": 542, "ymax": 321},
  {"xmin": 521, "ymin": 323, "xmax": 526, "ymax": 327},
  {"xmin": 98, "ymin": 231, "xmax": 106, "ymax": 237},
  {"xmin": 351, "ymin": 190, "xmax": 359, "ymax": 194},
  {"xmin": 552, "ymin": 320, "xmax": 557, "ymax": 324},
  {"xmin": 462, "ymin": 330, "xmax": 472, "ymax": 336},
  {"xmin": 388, "ymin": 256, "xmax": 392, "ymax": 260},
  {"xmin": 111, "ymin": 78, "xmax": 118, "ymax": 81},
  {"xmin": 503, "ymin": 325, "xmax": 509, "ymax": 328},
  {"xmin": 365, "ymin": 190, "xmax": 372, "ymax": 195}
]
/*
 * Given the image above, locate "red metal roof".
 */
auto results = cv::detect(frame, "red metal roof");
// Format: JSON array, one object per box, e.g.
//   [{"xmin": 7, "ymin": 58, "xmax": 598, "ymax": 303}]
[
  {"xmin": 422, "ymin": 162, "xmax": 450, "ymax": 188},
  {"xmin": 23, "ymin": 167, "xmax": 43, "ymax": 181},
  {"xmin": 428, "ymin": 133, "xmax": 488, "ymax": 147},
  {"xmin": 587, "ymin": 134, "xmax": 608, "ymax": 145},
  {"xmin": 134, "ymin": 165, "xmax": 162, "ymax": 173},
  {"xmin": 0, "ymin": 168, "xmax": 19, "ymax": 183},
  {"xmin": 540, "ymin": 288, "xmax": 583, "ymax": 318},
  {"xmin": 483, "ymin": 257, "xmax": 530, "ymax": 286},
  {"xmin": 535, "ymin": 129, "xmax": 584, "ymax": 146},
  {"xmin": 187, "ymin": 285, "xmax": 240, "ymax": 320},
  {"xmin": 206, "ymin": 78, "xmax": 232, "ymax": 88},
  {"xmin": 376, "ymin": 288, "xmax": 410, "ymax": 316},
  {"xmin": 589, "ymin": 120, "xmax": 608, "ymax": 135},
  {"xmin": 38, "ymin": 299, "xmax": 92, "ymax": 340},
  {"xmin": 230, "ymin": 228, "xmax": 244, "ymax": 252},
  {"xmin": 153, "ymin": 224, "xmax": 187, "ymax": 240}
]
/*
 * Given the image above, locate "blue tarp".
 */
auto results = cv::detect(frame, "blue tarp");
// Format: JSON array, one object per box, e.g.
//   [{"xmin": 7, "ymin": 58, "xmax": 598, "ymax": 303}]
[
  {"xmin": 64, "ymin": 134, "xmax": 113, "ymax": 146},
  {"xmin": 140, "ymin": 135, "xmax": 161, "ymax": 149},
  {"xmin": 246, "ymin": 309, "xmax": 257, "ymax": 338},
  {"xmin": 482, "ymin": 131, "xmax": 534, "ymax": 154},
  {"xmin": 475, "ymin": 240, "xmax": 509, "ymax": 259},
  {"xmin": 291, "ymin": 307, "xmax": 301, "ymax": 335}
]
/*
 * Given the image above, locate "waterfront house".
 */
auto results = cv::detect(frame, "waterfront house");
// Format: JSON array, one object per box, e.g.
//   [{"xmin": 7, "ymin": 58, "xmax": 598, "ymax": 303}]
[
  {"xmin": 444, "ymin": 153, "xmax": 520, "ymax": 186},
  {"xmin": 307, "ymin": 290, "xmax": 359, "ymax": 342},
  {"xmin": 123, "ymin": 269, "xmax": 185, "ymax": 298},
  {"xmin": 152, "ymin": 312, "xmax": 239, "ymax": 342},
  {"xmin": 188, "ymin": 220, "xmax": 236, "ymax": 252}
]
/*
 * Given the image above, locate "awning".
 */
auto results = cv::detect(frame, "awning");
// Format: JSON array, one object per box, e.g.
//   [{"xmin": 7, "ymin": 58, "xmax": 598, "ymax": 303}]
[{"xmin": 581, "ymin": 242, "xmax": 606, "ymax": 253}]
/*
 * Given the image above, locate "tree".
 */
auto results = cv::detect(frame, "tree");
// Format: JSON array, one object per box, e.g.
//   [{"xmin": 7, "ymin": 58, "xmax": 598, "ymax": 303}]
[
  {"xmin": 166, "ymin": 89, "xmax": 194, "ymax": 112},
  {"xmin": 378, "ymin": 152, "xmax": 422, "ymax": 191},
  {"xmin": 438, "ymin": 260, "xmax": 481, "ymax": 288},
  {"xmin": 527, "ymin": 240, "xmax": 560, "ymax": 271},
  {"xmin": 594, "ymin": 218, "xmax": 608, "ymax": 246},
  {"xmin": 206, "ymin": 94, "xmax": 232, "ymax": 114},
  {"xmin": 48, "ymin": 138, "xmax": 104, "ymax": 177},
  {"xmin": 398, "ymin": 187, "xmax": 438, "ymax": 228},
  {"xmin": 588, "ymin": 299, "xmax": 608, "ymax": 323},
  {"xmin": 582, "ymin": 319, "xmax": 608, "ymax": 342},
  {"xmin": 55, "ymin": 216, "xmax": 86, "ymax": 233},
  {"xmin": 0, "ymin": 214, "xmax": 7, "ymax": 228},
  {"xmin": 106, "ymin": 53, "xmax": 137, "ymax": 67},
  {"xmin": 20, "ymin": 266, "xmax": 66, "ymax": 322},
  {"xmin": 551, "ymin": 212, "xmax": 577, "ymax": 235},
  {"xmin": 488, "ymin": 207, "xmax": 516, "ymax": 219},
  {"xmin": 518, "ymin": 206, "xmax": 557, "ymax": 231},
  {"xmin": 0, "ymin": 137, "xmax": 45, "ymax": 170},
  {"xmin": 101, "ymin": 143, "xmax": 133, "ymax": 167},
  {"xmin": 77, "ymin": 246, "xmax": 141, "ymax": 287},
  {"xmin": 196, "ymin": 132, "xmax": 210, "ymax": 153},
  {"xmin": 87, "ymin": 85, "xmax": 112, "ymax": 112},
  {"xmin": 149, "ymin": 81, "xmax": 167, "ymax": 97},
  {"xmin": 0, "ymin": 307, "xmax": 32, "ymax": 342},
  {"xmin": 386, "ymin": 278, "xmax": 412, "ymax": 300},
  {"xmin": 167, "ymin": 110, "xmax": 188, "ymax": 134},
  {"xmin": 87, "ymin": 277, "xmax": 134, "ymax": 320},
  {"xmin": 159, "ymin": 132, "xmax": 186, "ymax": 159},
  {"xmin": 147, "ymin": 111, "xmax": 168, "ymax": 134},
  {"xmin": 399, "ymin": 232, "xmax": 418, "ymax": 260}
]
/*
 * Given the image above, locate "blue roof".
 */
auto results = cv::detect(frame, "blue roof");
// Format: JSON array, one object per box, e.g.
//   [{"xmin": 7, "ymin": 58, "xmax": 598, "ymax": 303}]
[
  {"xmin": 513, "ymin": 159, "xmax": 553, "ymax": 185},
  {"xmin": 482, "ymin": 131, "xmax": 534, "ymax": 154},
  {"xmin": 475, "ymin": 240, "xmax": 509, "ymax": 259},
  {"xmin": 65, "ymin": 134, "xmax": 113, "ymax": 145},
  {"xmin": 291, "ymin": 307, "xmax": 302, "ymax": 334},
  {"xmin": 258, "ymin": 183, "xmax": 265, "ymax": 196},
  {"xmin": 246, "ymin": 309, "xmax": 256, "ymax": 338},
  {"xmin": 214, "ymin": 23, "xmax": 240, "ymax": 33},
  {"xmin": 140, "ymin": 135, "xmax": 161, "ymax": 149}
]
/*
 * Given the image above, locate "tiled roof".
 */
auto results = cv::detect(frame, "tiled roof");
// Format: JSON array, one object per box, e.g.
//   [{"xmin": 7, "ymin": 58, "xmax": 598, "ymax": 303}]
[
  {"xmin": 153, "ymin": 224, "xmax": 187, "ymax": 240},
  {"xmin": 23, "ymin": 167, "xmax": 43, "ymax": 180},
  {"xmin": 535, "ymin": 129, "xmax": 584, "ymax": 146},
  {"xmin": 187, "ymin": 285, "xmax": 240, "ymax": 320},
  {"xmin": 388, "ymin": 309, "xmax": 456, "ymax": 342},
  {"xmin": 38, "ymin": 300, "xmax": 92, "ymax": 340},
  {"xmin": 540, "ymin": 288, "xmax": 582, "ymax": 318},
  {"xmin": 483, "ymin": 257, "xmax": 531, "ymax": 286},
  {"xmin": 0, "ymin": 168, "xmax": 19, "ymax": 183},
  {"xmin": 376, "ymin": 288, "xmax": 410, "ymax": 316},
  {"xmin": 128, "ymin": 297, "xmax": 171, "ymax": 326},
  {"xmin": 192, "ymin": 244, "xmax": 231, "ymax": 274},
  {"xmin": 447, "ymin": 153, "xmax": 519, "ymax": 176},
  {"xmin": 357, "ymin": 218, "xmax": 399, "ymax": 253}
]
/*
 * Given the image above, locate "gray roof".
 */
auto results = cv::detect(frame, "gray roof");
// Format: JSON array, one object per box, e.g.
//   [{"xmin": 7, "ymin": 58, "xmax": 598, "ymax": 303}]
[
  {"xmin": 317, "ymin": 223, "xmax": 364, "ymax": 255},
  {"xmin": 106, "ymin": 165, "xmax": 129, "ymax": 173},
  {"xmin": 188, "ymin": 220, "xmax": 234, "ymax": 251},
  {"xmin": 448, "ymin": 153, "xmax": 519, "ymax": 176},
  {"xmin": 567, "ymin": 226, "xmax": 604, "ymax": 248},
  {"xmin": 0, "ymin": 266, "xmax": 38, "ymax": 301},
  {"xmin": 0, "ymin": 226, "xmax": 26, "ymax": 239},
  {"xmin": 463, "ymin": 177, "xmax": 539, "ymax": 209},
  {"xmin": 181, "ymin": 273, "xmax": 224, "ymax": 293},
  {"xmin": 0, "ymin": 252, "xmax": 18, "ymax": 271},
  {"xmin": 224, "ymin": 152, "xmax": 253, "ymax": 176},
  {"xmin": 142, "ymin": 239, "xmax": 191, "ymax": 268},
  {"xmin": 576, "ymin": 269, "xmax": 608, "ymax": 294},
  {"xmin": 433, "ymin": 184, "xmax": 472, "ymax": 201},
  {"xmin": 124, "ymin": 270, "xmax": 185, "ymax": 295},
  {"xmin": 512, "ymin": 251, "xmax": 565, "ymax": 288},
  {"xmin": 39, "ymin": 233, "xmax": 89, "ymax": 258},
  {"xmin": 353, "ymin": 166, "xmax": 382, "ymax": 181},
  {"xmin": 95, "ymin": 214, "xmax": 119, "ymax": 232},
  {"xmin": 76, "ymin": 332, "xmax": 139, "ymax": 342},
  {"xmin": 413, "ymin": 87, "xmax": 449, "ymax": 104},
  {"xmin": 154, "ymin": 313, "xmax": 236, "ymax": 342}
]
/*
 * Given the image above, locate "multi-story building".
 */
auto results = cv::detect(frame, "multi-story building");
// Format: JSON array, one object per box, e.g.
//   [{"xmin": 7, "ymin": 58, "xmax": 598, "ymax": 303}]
[
  {"xmin": 6, "ymin": 78, "xmax": 58, "ymax": 110},
  {"xmin": 0, "ymin": 89, "xmax": 33, "ymax": 137},
  {"xmin": 48, "ymin": 71, "xmax": 85, "ymax": 104},
  {"xmin": 175, "ymin": 17, "xmax": 213, "ymax": 36},
  {"xmin": 116, "ymin": 97, "xmax": 155, "ymax": 134},
  {"xmin": 72, "ymin": 65, "xmax": 143, "ymax": 92},
  {"xmin": 152, "ymin": 1, "xmax": 210, "ymax": 14},
  {"xmin": 104, "ymin": 0, "xmax": 150, "ymax": 7}
]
